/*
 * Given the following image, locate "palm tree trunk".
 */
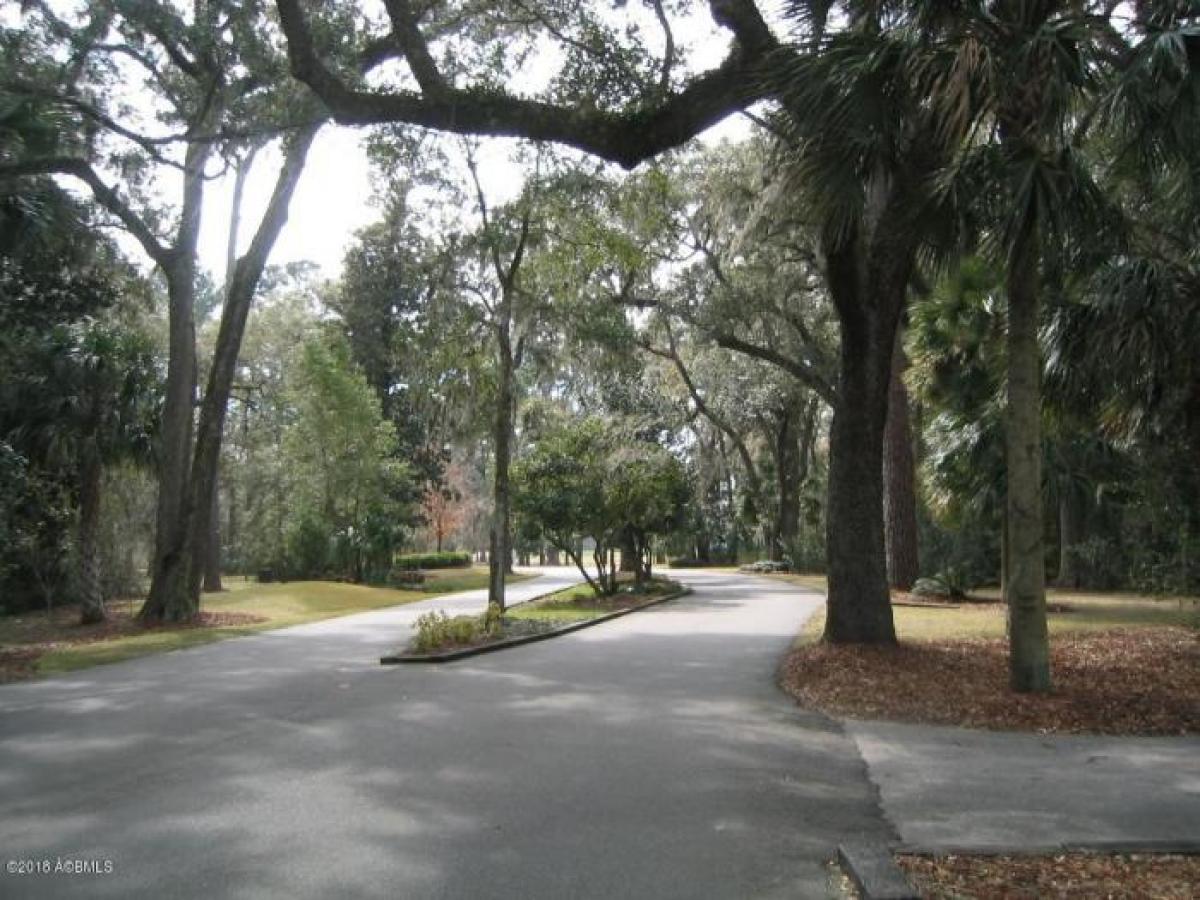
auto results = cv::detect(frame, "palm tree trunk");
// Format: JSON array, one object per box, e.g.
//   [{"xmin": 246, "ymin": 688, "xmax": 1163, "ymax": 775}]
[
  {"xmin": 884, "ymin": 334, "xmax": 920, "ymax": 590},
  {"xmin": 1005, "ymin": 228, "xmax": 1051, "ymax": 692},
  {"xmin": 824, "ymin": 334, "xmax": 896, "ymax": 642},
  {"xmin": 820, "ymin": 228, "xmax": 907, "ymax": 644}
]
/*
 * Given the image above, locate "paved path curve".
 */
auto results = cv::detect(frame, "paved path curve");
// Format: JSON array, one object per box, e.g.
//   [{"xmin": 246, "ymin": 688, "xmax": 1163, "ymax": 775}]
[
  {"xmin": 849, "ymin": 718, "xmax": 1200, "ymax": 853},
  {"xmin": 0, "ymin": 568, "xmax": 889, "ymax": 899}
]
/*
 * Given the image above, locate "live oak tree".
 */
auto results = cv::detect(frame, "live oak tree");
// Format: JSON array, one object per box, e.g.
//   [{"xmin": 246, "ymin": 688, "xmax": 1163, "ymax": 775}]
[
  {"xmin": 513, "ymin": 417, "xmax": 690, "ymax": 594},
  {"xmin": 273, "ymin": 0, "xmax": 951, "ymax": 642},
  {"xmin": 0, "ymin": 1, "xmax": 322, "ymax": 622}
]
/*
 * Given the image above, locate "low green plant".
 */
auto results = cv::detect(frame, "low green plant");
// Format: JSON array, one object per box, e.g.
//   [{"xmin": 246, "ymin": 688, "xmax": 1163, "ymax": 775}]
[
  {"xmin": 394, "ymin": 551, "xmax": 471, "ymax": 570},
  {"xmin": 411, "ymin": 609, "xmax": 484, "ymax": 651},
  {"xmin": 912, "ymin": 565, "xmax": 977, "ymax": 599}
]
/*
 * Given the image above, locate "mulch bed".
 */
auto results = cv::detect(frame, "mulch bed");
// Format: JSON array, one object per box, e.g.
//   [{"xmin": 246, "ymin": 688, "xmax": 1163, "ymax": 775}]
[
  {"xmin": 781, "ymin": 627, "xmax": 1199, "ymax": 735},
  {"xmin": 0, "ymin": 606, "xmax": 267, "ymax": 683},
  {"xmin": 896, "ymin": 853, "xmax": 1200, "ymax": 899}
]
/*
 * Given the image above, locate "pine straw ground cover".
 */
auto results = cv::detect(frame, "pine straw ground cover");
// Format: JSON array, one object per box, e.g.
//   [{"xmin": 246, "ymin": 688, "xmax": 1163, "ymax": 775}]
[
  {"xmin": 777, "ymin": 585, "xmax": 1198, "ymax": 735},
  {"xmin": 895, "ymin": 852, "xmax": 1200, "ymax": 899}
]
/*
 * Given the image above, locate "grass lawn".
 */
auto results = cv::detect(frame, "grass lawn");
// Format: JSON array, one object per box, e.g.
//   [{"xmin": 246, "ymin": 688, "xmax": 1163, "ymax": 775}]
[
  {"xmin": 1, "ymin": 567, "xmax": 538, "ymax": 680},
  {"xmin": 506, "ymin": 583, "xmax": 615, "ymax": 623},
  {"xmin": 415, "ymin": 565, "xmax": 534, "ymax": 594},
  {"xmin": 785, "ymin": 578, "xmax": 1197, "ymax": 642}
]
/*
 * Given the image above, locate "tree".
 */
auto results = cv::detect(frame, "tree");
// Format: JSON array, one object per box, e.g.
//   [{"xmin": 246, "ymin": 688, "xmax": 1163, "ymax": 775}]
[
  {"xmin": 280, "ymin": 336, "xmax": 413, "ymax": 582},
  {"xmin": 514, "ymin": 417, "xmax": 691, "ymax": 594},
  {"xmin": 44, "ymin": 323, "xmax": 157, "ymax": 622},
  {"xmin": 0, "ymin": 141, "xmax": 157, "ymax": 621},
  {"xmin": 1, "ymin": 2, "xmax": 323, "ymax": 622},
  {"xmin": 911, "ymin": 0, "xmax": 1198, "ymax": 690},
  {"xmin": 605, "ymin": 443, "xmax": 691, "ymax": 583},
  {"xmin": 271, "ymin": 0, "xmax": 921, "ymax": 640}
]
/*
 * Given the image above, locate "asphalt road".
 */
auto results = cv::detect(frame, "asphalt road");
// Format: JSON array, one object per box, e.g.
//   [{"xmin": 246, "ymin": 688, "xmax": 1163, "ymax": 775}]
[{"xmin": 0, "ymin": 568, "xmax": 890, "ymax": 899}]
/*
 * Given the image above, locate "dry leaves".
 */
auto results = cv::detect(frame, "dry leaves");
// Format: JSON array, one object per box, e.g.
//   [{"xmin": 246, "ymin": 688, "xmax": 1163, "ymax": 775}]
[
  {"xmin": 896, "ymin": 852, "xmax": 1200, "ymax": 899},
  {"xmin": 781, "ymin": 627, "xmax": 1199, "ymax": 734}
]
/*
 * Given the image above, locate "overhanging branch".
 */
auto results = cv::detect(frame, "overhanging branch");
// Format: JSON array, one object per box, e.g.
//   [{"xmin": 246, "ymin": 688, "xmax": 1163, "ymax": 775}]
[{"xmin": 276, "ymin": 0, "xmax": 782, "ymax": 169}]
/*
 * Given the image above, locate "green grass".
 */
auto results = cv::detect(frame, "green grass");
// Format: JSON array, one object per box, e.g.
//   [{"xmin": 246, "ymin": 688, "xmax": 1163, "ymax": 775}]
[
  {"xmin": 791, "ymin": 579, "xmax": 1199, "ymax": 643},
  {"xmin": 505, "ymin": 579, "xmax": 684, "ymax": 625},
  {"xmin": 8, "ymin": 569, "xmax": 541, "ymax": 677},
  {"xmin": 415, "ymin": 566, "xmax": 534, "ymax": 593},
  {"xmin": 506, "ymin": 583, "xmax": 609, "ymax": 623}
]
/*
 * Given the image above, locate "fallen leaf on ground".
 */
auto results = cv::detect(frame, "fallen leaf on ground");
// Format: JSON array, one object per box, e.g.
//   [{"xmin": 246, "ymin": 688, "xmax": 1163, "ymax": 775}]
[
  {"xmin": 781, "ymin": 627, "xmax": 1198, "ymax": 735},
  {"xmin": 896, "ymin": 852, "xmax": 1200, "ymax": 899}
]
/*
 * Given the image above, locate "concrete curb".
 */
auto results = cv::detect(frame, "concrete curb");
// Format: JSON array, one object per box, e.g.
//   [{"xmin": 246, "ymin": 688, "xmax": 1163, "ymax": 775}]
[
  {"xmin": 837, "ymin": 843, "xmax": 919, "ymax": 900},
  {"xmin": 380, "ymin": 586, "xmax": 692, "ymax": 664}
]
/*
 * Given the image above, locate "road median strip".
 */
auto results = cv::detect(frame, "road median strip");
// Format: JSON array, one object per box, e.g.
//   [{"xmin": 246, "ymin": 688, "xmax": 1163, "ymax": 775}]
[{"xmin": 380, "ymin": 585, "xmax": 692, "ymax": 664}]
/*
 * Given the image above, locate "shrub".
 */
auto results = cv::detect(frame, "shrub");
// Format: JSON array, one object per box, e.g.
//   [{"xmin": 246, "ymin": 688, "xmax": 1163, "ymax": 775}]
[
  {"xmin": 738, "ymin": 560, "xmax": 791, "ymax": 574},
  {"xmin": 412, "ymin": 610, "xmax": 476, "ymax": 651},
  {"xmin": 912, "ymin": 566, "xmax": 976, "ymax": 599},
  {"xmin": 394, "ymin": 551, "xmax": 471, "ymax": 570},
  {"xmin": 668, "ymin": 557, "xmax": 733, "ymax": 568},
  {"xmin": 387, "ymin": 569, "xmax": 426, "ymax": 587}
]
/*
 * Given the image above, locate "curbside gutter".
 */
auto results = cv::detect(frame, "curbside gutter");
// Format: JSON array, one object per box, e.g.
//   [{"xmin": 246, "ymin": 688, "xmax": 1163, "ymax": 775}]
[{"xmin": 380, "ymin": 586, "xmax": 692, "ymax": 665}]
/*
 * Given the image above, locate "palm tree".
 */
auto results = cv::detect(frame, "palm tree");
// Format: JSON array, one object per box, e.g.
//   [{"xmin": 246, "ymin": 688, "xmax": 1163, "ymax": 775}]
[
  {"xmin": 15, "ymin": 322, "xmax": 156, "ymax": 623},
  {"xmin": 767, "ymin": 4, "xmax": 965, "ymax": 643},
  {"xmin": 922, "ymin": 0, "xmax": 1197, "ymax": 690}
]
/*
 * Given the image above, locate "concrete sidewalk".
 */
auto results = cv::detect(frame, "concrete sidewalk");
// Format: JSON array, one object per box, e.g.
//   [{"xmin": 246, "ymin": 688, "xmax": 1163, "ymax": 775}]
[{"xmin": 847, "ymin": 718, "xmax": 1200, "ymax": 853}]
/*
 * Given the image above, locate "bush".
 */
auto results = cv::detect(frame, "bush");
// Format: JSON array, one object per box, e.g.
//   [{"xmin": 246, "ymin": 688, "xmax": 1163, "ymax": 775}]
[
  {"xmin": 387, "ymin": 569, "xmax": 426, "ymax": 587},
  {"xmin": 394, "ymin": 551, "xmax": 471, "ymax": 570},
  {"xmin": 912, "ymin": 566, "xmax": 976, "ymax": 599},
  {"xmin": 284, "ymin": 513, "xmax": 332, "ymax": 580},
  {"xmin": 412, "ymin": 609, "xmax": 484, "ymax": 652},
  {"xmin": 668, "ymin": 557, "xmax": 733, "ymax": 568},
  {"xmin": 739, "ymin": 560, "xmax": 792, "ymax": 574}
]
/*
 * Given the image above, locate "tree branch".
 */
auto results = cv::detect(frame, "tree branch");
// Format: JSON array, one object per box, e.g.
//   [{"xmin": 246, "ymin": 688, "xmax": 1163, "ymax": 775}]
[
  {"xmin": 276, "ymin": 0, "xmax": 781, "ymax": 169},
  {"xmin": 0, "ymin": 156, "xmax": 169, "ymax": 265}
]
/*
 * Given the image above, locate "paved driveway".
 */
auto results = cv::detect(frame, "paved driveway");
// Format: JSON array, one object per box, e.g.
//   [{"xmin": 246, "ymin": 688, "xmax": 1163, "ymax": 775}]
[{"xmin": 0, "ymin": 568, "xmax": 888, "ymax": 898}]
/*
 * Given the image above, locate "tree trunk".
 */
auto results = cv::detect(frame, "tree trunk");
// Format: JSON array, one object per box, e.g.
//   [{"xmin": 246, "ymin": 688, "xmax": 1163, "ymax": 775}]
[
  {"xmin": 488, "ymin": 320, "xmax": 514, "ymax": 612},
  {"xmin": 884, "ymin": 334, "xmax": 920, "ymax": 590},
  {"xmin": 77, "ymin": 441, "xmax": 105, "ymax": 625},
  {"xmin": 184, "ymin": 125, "xmax": 320, "ymax": 607},
  {"xmin": 619, "ymin": 528, "xmax": 638, "ymax": 572},
  {"xmin": 820, "ymin": 219, "xmax": 909, "ymax": 644},
  {"xmin": 774, "ymin": 408, "xmax": 802, "ymax": 562},
  {"xmin": 199, "ymin": 146, "xmax": 256, "ymax": 594},
  {"xmin": 140, "ymin": 113, "xmax": 219, "ymax": 623},
  {"xmin": 546, "ymin": 546, "xmax": 560, "ymax": 565},
  {"xmin": 142, "ymin": 261, "xmax": 200, "ymax": 623},
  {"xmin": 1004, "ymin": 228, "xmax": 1051, "ymax": 693},
  {"xmin": 202, "ymin": 471, "xmax": 223, "ymax": 592},
  {"xmin": 823, "ymin": 339, "xmax": 896, "ymax": 642}
]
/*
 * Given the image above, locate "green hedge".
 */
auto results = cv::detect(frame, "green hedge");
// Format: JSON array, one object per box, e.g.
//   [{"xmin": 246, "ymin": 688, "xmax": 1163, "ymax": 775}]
[{"xmin": 394, "ymin": 551, "xmax": 472, "ymax": 570}]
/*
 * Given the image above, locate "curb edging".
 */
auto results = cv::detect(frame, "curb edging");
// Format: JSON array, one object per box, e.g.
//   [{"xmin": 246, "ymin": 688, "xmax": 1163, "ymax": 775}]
[
  {"xmin": 837, "ymin": 843, "xmax": 920, "ymax": 900},
  {"xmin": 380, "ymin": 586, "xmax": 692, "ymax": 665}
]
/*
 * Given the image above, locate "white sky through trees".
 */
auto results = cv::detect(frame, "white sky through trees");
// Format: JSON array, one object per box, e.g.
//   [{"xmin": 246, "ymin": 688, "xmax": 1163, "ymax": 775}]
[{"xmin": 7, "ymin": 1, "xmax": 755, "ymax": 285}]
